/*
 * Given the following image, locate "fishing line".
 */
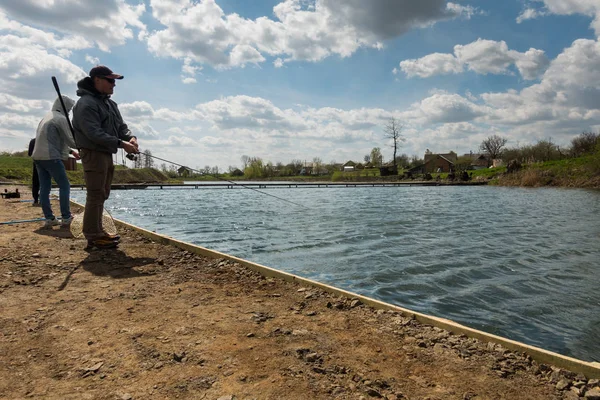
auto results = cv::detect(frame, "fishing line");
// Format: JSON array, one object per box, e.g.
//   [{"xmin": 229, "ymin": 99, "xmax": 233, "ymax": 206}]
[{"xmin": 144, "ymin": 153, "xmax": 309, "ymax": 210}]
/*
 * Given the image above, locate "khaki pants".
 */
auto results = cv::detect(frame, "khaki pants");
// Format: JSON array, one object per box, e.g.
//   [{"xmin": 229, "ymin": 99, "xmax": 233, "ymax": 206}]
[{"xmin": 80, "ymin": 149, "xmax": 114, "ymax": 240}]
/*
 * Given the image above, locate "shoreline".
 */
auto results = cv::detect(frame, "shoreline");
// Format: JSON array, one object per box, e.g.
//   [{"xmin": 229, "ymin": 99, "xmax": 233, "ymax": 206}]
[{"xmin": 1, "ymin": 188, "xmax": 599, "ymax": 399}]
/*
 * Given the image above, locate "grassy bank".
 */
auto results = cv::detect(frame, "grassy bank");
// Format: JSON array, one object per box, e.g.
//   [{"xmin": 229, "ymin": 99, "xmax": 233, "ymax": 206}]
[
  {"xmin": 494, "ymin": 153, "xmax": 600, "ymax": 188},
  {"xmin": 2, "ymin": 152, "xmax": 599, "ymax": 188},
  {"xmin": 0, "ymin": 156, "xmax": 174, "ymax": 185}
]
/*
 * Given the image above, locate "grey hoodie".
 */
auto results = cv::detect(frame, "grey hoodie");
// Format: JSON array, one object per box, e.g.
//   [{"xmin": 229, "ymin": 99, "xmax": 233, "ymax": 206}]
[
  {"xmin": 32, "ymin": 96, "xmax": 76, "ymax": 161},
  {"xmin": 72, "ymin": 77, "xmax": 134, "ymax": 154}
]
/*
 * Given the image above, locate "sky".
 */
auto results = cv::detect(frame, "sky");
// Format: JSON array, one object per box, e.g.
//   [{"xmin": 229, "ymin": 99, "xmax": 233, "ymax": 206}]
[{"xmin": 1, "ymin": 0, "xmax": 600, "ymax": 171}]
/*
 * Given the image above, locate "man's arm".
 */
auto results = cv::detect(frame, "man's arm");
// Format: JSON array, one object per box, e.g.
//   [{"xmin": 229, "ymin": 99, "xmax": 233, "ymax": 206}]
[{"xmin": 111, "ymin": 101, "xmax": 138, "ymax": 152}]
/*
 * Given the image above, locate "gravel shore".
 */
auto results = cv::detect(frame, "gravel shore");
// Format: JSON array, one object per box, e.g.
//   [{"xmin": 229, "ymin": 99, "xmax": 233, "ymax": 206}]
[{"xmin": 1, "ymin": 186, "xmax": 599, "ymax": 400}]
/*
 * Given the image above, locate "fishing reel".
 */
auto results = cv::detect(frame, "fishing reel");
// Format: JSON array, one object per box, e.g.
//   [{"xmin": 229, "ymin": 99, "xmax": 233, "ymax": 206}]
[{"xmin": 126, "ymin": 153, "xmax": 138, "ymax": 161}]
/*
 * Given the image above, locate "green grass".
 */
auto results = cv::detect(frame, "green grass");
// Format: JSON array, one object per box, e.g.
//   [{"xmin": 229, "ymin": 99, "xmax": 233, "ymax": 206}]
[
  {"xmin": 0, "ymin": 155, "xmax": 173, "ymax": 185},
  {"xmin": 2, "ymin": 152, "xmax": 599, "ymax": 188}
]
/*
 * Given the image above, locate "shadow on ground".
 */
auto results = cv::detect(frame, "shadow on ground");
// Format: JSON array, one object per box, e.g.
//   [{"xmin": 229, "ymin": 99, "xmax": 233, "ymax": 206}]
[
  {"xmin": 80, "ymin": 248, "xmax": 156, "ymax": 278},
  {"xmin": 33, "ymin": 226, "xmax": 75, "ymax": 238}
]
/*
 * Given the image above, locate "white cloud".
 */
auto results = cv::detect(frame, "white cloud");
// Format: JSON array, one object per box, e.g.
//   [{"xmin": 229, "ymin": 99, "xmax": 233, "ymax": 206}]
[
  {"xmin": 516, "ymin": 8, "xmax": 548, "ymax": 23},
  {"xmin": 516, "ymin": 1, "xmax": 600, "ymax": 36},
  {"xmin": 85, "ymin": 54, "xmax": 100, "ymax": 65},
  {"xmin": 0, "ymin": 112, "xmax": 39, "ymax": 129},
  {"xmin": 399, "ymin": 39, "xmax": 549, "ymax": 80},
  {"xmin": 120, "ymin": 101, "xmax": 155, "ymax": 119},
  {"xmin": 0, "ymin": 93, "xmax": 49, "ymax": 113},
  {"xmin": 146, "ymin": 0, "xmax": 478, "ymax": 70},
  {"xmin": 404, "ymin": 92, "xmax": 487, "ymax": 124},
  {"xmin": 399, "ymin": 53, "xmax": 463, "ymax": 78},
  {"xmin": 165, "ymin": 135, "xmax": 199, "ymax": 147},
  {"xmin": 127, "ymin": 122, "xmax": 160, "ymax": 138},
  {"xmin": 0, "ymin": 40, "xmax": 87, "ymax": 99},
  {"xmin": 513, "ymin": 48, "xmax": 551, "ymax": 80},
  {"xmin": 0, "ymin": 1, "xmax": 146, "ymax": 52}
]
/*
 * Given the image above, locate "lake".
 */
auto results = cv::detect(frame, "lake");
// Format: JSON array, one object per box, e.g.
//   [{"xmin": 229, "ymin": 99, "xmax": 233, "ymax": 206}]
[{"xmin": 70, "ymin": 184, "xmax": 600, "ymax": 362}]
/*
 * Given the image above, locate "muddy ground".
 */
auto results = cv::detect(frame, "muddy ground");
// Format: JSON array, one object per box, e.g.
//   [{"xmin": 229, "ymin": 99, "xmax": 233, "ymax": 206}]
[{"xmin": 1, "ymin": 186, "xmax": 598, "ymax": 400}]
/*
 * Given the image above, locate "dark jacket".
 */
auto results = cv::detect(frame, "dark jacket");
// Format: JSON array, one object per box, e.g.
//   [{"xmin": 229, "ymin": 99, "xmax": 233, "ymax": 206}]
[{"xmin": 72, "ymin": 77, "xmax": 134, "ymax": 154}]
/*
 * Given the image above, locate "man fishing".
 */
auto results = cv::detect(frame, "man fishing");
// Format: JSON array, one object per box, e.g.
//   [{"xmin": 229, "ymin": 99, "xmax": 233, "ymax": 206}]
[{"xmin": 72, "ymin": 65, "xmax": 139, "ymax": 249}]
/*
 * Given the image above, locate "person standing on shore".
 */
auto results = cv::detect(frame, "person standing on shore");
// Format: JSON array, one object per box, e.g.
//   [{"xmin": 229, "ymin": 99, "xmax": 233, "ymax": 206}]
[
  {"xmin": 31, "ymin": 96, "xmax": 80, "ymax": 228},
  {"xmin": 27, "ymin": 138, "xmax": 40, "ymax": 206},
  {"xmin": 72, "ymin": 65, "xmax": 138, "ymax": 249}
]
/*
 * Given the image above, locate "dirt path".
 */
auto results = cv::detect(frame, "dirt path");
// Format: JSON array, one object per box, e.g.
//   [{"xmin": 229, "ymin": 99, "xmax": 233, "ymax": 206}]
[{"xmin": 0, "ymin": 186, "xmax": 596, "ymax": 400}]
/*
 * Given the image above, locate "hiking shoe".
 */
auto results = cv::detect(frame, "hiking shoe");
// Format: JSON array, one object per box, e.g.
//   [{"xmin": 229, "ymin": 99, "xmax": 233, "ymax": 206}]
[
  {"xmin": 32, "ymin": 202, "xmax": 41, "ymax": 207},
  {"xmin": 102, "ymin": 233, "xmax": 121, "ymax": 241},
  {"xmin": 87, "ymin": 237, "xmax": 119, "ymax": 249},
  {"xmin": 61, "ymin": 216, "xmax": 74, "ymax": 227},
  {"xmin": 44, "ymin": 218, "xmax": 61, "ymax": 229}
]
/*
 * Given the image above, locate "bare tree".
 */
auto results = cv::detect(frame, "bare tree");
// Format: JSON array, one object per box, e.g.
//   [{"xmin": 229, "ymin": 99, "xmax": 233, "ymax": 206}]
[
  {"xmin": 364, "ymin": 154, "xmax": 371, "ymax": 163},
  {"xmin": 143, "ymin": 149, "xmax": 154, "ymax": 168},
  {"xmin": 480, "ymin": 135, "xmax": 508, "ymax": 162},
  {"xmin": 134, "ymin": 152, "xmax": 143, "ymax": 169},
  {"xmin": 240, "ymin": 155, "xmax": 250, "ymax": 170},
  {"xmin": 570, "ymin": 131, "xmax": 599, "ymax": 157},
  {"xmin": 383, "ymin": 117, "xmax": 405, "ymax": 167},
  {"xmin": 312, "ymin": 157, "xmax": 323, "ymax": 175}
]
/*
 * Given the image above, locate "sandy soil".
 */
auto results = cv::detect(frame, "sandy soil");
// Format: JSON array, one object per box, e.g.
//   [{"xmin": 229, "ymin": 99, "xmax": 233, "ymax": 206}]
[{"xmin": 0, "ymin": 185, "xmax": 596, "ymax": 400}]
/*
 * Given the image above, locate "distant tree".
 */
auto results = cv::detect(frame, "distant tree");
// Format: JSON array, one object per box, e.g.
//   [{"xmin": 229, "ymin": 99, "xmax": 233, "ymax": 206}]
[
  {"xmin": 240, "ymin": 155, "xmax": 250, "ymax": 170},
  {"xmin": 409, "ymin": 155, "xmax": 422, "ymax": 168},
  {"xmin": 287, "ymin": 159, "xmax": 303, "ymax": 175},
  {"xmin": 134, "ymin": 153, "xmax": 143, "ymax": 169},
  {"xmin": 211, "ymin": 165, "xmax": 219, "ymax": 176},
  {"xmin": 383, "ymin": 117, "xmax": 405, "ymax": 167},
  {"xmin": 570, "ymin": 131, "xmax": 599, "ymax": 157},
  {"xmin": 370, "ymin": 147, "xmax": 383, "ymax": 167},
  {"xmin": 394, "ymin": 153, "xmax": 410, "ymax": 168},
  {"xmin": 364, "ymin": 154, "xmax": 371, "ymax": 163},
  {"xmin": 312, "ymin": 157, "xmax": 323, "ymax": 175},
  {"xmin": 480, "ymin": 135, "xmax": 508, "ymax": 161},
  {"xmin": 228, "ymin": 165, "xmax": 237, "ymax": 173},
  {"xmin": 143, "ymin": 149, "xmax": 154, "ymax": 168},
  {"xmin": 245, "ymin": 157, "xmax": 264, "ymax": 179},
  {"xmin": 533, "ymin": 138, "xmax": 561, "ymax": 162}
]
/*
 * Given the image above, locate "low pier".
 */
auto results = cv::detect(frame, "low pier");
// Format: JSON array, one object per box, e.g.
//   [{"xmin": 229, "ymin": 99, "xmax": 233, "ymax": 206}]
[{"xmin": 69, "ymin": 181, "xmax": 489, "ymax": 190}]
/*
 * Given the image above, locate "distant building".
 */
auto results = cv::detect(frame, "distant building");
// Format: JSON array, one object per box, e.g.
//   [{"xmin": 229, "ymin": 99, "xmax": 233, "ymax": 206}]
[
  {"xmin": 462, "ymin": 152, "xmax": 489, "ymax": 169},
  {"xmin": 177, "ymin": 166, "xmax": 192, "ymax": 177},
  {"xmin": 410, "ymin": 150, "xmax": 457, "ymax": 173},
  {"xmin": 342, "ymin": 160, "xmax": 356, "ymax": 172}
]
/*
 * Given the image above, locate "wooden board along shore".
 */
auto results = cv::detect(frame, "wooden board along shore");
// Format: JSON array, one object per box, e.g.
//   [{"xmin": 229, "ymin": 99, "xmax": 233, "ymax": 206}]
[{"xmin": 1, "ymin": 188, "xmax": 599, "ymax": 400}]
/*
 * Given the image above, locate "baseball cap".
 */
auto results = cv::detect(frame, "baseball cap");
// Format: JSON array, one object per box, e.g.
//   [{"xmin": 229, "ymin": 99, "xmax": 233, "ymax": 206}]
[{"xmin": 89, "ymin": 65, "xmax": 124, "ymax": 80}]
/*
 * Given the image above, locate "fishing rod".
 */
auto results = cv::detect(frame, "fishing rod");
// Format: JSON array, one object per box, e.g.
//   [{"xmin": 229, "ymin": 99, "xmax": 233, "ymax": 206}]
[
  {"xmin": 51, "ymin": 76, "xmax": 306, "ymax": 209},
  {"xmin": 51, "ymin": 76, "xmax": 79, "ymax": 149},
  {"xmin": 0, "ymin": 218, "xmax": 47, "ymax": 225},
  {"xmin": 143, "ymin": 153, "xmax": 309, "ymax": 209}
]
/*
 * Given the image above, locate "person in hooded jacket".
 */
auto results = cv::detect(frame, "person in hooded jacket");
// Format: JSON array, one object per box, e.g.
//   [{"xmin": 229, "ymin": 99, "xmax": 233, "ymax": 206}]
[
  {"xmin": 32, "ymin": 95, "xmax": 80, "ymax": 229},
  {"xmin": 72, "ymin": 65, "xmax": 138, "ymax": 249}
]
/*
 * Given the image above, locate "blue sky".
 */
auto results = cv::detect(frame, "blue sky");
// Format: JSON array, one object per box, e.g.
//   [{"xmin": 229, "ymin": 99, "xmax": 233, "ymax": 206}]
[{"xmin": 1, "ymin": 0, "xmax": 600, "ymax": 171}]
